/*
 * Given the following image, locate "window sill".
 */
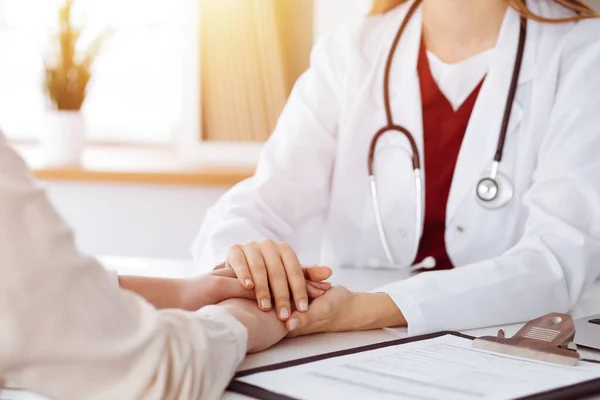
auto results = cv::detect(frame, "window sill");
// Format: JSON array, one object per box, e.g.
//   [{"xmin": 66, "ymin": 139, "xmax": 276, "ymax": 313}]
[{"xmin": 13, "ymin": 143, "xmax": 257, "ymax": 187}]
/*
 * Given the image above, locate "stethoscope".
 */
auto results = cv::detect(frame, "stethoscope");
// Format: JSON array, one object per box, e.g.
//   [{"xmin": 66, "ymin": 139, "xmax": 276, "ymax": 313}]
[{"xmin": 368, "ymin": 0, "xmax": 527, "ymax": 271}]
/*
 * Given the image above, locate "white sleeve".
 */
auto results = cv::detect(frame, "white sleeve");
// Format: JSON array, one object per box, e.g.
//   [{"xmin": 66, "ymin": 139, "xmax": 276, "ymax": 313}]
[
  {"xmin": 377, "ymin": 32, "xmax": 600, "ymax": 336},
  {"xmin": 0, "ymin": 136, "xmax": 247, "ymax": 400},
  {"xmin": 192, "ymin": 33, "xmax": 345, "ymax": 271}
]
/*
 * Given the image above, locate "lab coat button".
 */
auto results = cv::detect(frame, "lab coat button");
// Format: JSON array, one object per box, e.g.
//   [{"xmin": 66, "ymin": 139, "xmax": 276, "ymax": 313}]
[
  {"xmin": 399, "ymin": 229, "xmax": 407, "ymax": 238},
  {"xmin": 456, "ymin": 226, "xmax": 465, "ymax": 233}
]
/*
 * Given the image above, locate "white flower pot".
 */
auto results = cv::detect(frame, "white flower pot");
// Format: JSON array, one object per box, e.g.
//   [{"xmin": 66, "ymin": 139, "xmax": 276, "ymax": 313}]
[{"xmin": 42, "ymin": 111, "xmax": 85, "ymax": 166}]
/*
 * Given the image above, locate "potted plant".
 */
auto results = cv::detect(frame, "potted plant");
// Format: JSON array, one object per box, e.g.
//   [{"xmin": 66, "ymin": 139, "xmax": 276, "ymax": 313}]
[{"xmin": 42, "ymin": 0, "xmax": 107, "ymax": 165}]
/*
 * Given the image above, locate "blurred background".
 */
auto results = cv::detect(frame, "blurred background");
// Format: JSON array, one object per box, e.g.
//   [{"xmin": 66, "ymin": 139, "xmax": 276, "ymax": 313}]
[{"xmin": 1, "ymin": 0, "xmax": 599, "ymax": 260}]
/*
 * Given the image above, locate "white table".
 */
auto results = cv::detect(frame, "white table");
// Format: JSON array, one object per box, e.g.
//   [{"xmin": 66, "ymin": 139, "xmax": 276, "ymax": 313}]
[{"xmin": 2, "ymin": 257, "xmax": 599, "ymax": 400}]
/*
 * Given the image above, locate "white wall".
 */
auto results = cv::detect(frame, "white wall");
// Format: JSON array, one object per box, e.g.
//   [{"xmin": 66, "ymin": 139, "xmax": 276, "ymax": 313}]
[{"xmin": 46, "ymin": 181, "xmax": 227, "ymax": 259}]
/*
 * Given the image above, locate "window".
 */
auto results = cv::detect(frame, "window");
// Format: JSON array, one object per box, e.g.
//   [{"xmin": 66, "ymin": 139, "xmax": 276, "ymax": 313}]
[{"xmin": 0, "ymin": 0, "xmax": 195, "ymax": 144}]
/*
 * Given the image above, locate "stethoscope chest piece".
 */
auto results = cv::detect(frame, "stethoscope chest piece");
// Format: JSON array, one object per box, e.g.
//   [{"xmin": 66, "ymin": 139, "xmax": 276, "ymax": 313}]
[{"xmin": 475, "ymin": 170, "xmax": 514, "ymax": 209}]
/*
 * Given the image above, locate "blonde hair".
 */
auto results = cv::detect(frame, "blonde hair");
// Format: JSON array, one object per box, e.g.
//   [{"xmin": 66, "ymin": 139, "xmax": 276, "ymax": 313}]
[{"xmin": 369, "ymin": 0, "xmax": 599, "ymax": 23}]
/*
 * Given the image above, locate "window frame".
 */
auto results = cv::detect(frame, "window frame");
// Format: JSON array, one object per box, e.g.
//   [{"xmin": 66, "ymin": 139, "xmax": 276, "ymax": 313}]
[{"xmin": 176, "ymin": 0, "xmax": 263, "ymax": 165}]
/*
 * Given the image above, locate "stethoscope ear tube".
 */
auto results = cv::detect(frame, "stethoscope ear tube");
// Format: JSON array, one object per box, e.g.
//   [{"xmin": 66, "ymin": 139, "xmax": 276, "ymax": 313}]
[
  {"xmin": 368, "ymin": 124, "xmax": 423, "ymax": 267},
  {"xmin": 475, "ymin": 15, "xmax": 526, "ymax": 209},
  {"xmin": 368, "ymin": 125, "xmax": 421, "ymax": 175},
  {"xmin": 369, "ymin": 175, "xmax": 395, "ymax": 265},
  {"xmin": 369, "ymin": 168, "xmax": 425, "ymax": 268}
]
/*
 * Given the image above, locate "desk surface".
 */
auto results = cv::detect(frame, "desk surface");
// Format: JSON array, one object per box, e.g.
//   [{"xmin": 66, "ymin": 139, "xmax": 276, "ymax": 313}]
[{"xmin": 2, "ymin": 256, "xmax": 600, "ymax": 400}]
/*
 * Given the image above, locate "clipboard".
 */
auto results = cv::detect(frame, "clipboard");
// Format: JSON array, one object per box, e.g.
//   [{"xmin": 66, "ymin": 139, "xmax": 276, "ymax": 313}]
[{"xmin": 228, "ymin": 331, "xmax": 600, "ymax": 400}]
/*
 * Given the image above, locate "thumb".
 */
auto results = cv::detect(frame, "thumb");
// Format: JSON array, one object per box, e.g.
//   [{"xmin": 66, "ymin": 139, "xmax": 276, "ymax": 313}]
[
  {"xmin": 303, "ymin": 265, "xmax": 333, "ymax": 282},
  {"xmin": 306, "ymin": 280, "xmax": 332, "ymax": 292},
  {"xmin": 211, "ymin": 267, "xmax": 237, "ymax": 278},
  {"xmin": 213, "ymin": 262, "xmax": 227, "ymax": 270},
  {"xmin": 285, "ymin": 309, "xmax": 311, "ymax": 335}
]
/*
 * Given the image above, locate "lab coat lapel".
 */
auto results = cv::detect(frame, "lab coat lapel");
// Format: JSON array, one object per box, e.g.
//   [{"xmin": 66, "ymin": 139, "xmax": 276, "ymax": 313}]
[{"xmin": 447, "ymin": 8, "xmax": 532, "ymax": 221}]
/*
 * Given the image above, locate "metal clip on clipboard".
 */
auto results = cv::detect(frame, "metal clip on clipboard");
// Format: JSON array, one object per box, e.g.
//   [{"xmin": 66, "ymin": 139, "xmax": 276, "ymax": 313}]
[{"xmin": 473, "ymin": 313, "xmax": 581, "ymax": 366}]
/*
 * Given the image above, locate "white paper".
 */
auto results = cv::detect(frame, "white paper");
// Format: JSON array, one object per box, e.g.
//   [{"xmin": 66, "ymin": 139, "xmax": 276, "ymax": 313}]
[{"xmin": 238, "ymin": 335, "xmax": 600, "ymax": 400}]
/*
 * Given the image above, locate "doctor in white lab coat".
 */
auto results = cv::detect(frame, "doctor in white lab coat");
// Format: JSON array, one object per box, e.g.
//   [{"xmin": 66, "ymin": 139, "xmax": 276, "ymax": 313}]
[{"xmin": 193, "ymin": 0, "xmax": 600, "ymax": 337}]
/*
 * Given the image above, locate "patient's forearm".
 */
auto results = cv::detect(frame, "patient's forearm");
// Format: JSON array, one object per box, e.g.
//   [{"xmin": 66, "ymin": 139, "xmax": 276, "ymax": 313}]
[
  {"xmin": 349, "ymin": 292, "xmax": 407, "ymax": 330},
  {"xmin": 119, "ymin": 276, "xmax": 185, "ymax": 309}
]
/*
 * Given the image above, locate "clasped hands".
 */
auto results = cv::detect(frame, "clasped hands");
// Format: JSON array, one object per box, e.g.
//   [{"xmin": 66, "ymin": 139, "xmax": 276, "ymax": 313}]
[
  {"xmin": 217, "ymin": 240, "xmax": 361, "ymax": 336},
  {"xmin": 123, "ymin": 239, "xmax": 404, "ymax": 353},
  {"xmin": 119, "ymin": 239, "xmax": 397, "ymax": 354},
  {"xmin": 189, "ymin": 240, "xmax": 360, "ymax": 346}
]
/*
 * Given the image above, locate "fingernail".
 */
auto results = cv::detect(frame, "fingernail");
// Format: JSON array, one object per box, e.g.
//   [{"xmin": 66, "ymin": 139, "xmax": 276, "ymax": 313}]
[
  {"xmin": 288, "ymin": 318, "xmax": 299, "ymax": 331},
  {"xmin": 298, "ymin": 300, "xmax": 308, "ymax": 312},
  {"xmin": 244, "ymin": 279, "xmax": 254, "ymax": 289},
  {"xmin": 261, "ymin": 298, "xmax": 271, "ymax": 310},
  {"xmin": 279, "ymin": 307, "xmax": 290, "ymax": 319}
]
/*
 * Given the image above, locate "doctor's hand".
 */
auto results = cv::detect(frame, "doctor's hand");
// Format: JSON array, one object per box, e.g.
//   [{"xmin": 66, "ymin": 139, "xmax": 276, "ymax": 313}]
[
  {"xmin": 221, "ymin": 240, "xmax": 333, "ymax": 321},
  {"xmin": 285, "ymin": 287, "xmax": 408, "ymax": 337},
  {"xmin": 219, "ymin": 298, "xmax": 288, "ymax": 353}
]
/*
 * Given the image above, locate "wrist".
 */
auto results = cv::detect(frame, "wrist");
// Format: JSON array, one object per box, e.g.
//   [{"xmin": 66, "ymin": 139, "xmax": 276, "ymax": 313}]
[
  {"xmin": 177, "ymin": 278, "xmax": 201, "ymax": 311},
  {"xmin": 221, "ymin": 304, "xmax": 256, "ymax": 331},
  {"xmin": 220, "ymin": 302, "xmax": 260, "ymax": 352},
  {"xmin": 346, "ymin": 292, "xmax": 407, "ymax": 331}
]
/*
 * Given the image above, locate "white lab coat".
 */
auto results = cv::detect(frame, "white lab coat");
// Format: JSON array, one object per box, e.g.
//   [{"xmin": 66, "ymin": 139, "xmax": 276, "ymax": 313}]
[{"xmin": 193, "ymin": 1, "xmax": 600, "ymax": 335}]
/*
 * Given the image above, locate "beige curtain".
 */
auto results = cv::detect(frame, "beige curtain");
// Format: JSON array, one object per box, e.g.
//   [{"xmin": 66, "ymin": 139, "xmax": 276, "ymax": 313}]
[{"xmin": 200, "ymin": 0, "xmax": 314, "ymax": 142}]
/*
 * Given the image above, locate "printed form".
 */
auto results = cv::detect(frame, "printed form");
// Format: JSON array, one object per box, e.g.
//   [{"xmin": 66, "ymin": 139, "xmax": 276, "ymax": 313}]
[{"xmin": 238, "ymin": 335, "xmax": 600, "ymax": 400}]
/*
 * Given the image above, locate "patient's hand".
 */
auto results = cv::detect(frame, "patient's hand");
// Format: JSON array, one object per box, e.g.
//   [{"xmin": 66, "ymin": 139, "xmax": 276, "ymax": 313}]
[
  {"xmin": 284, "ymin": 287, "xmax": 407, "ymax": 336},
  {"xmin": 283, "ymin": 286, "xmax": 356, "ymax": 336}
]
